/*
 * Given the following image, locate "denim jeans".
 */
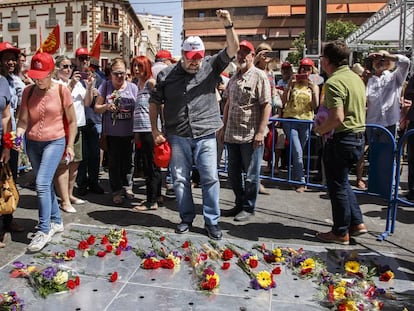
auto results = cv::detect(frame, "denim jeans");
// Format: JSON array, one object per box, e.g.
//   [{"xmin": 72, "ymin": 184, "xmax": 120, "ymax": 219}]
[
  {"xmin": 169, "ymin": 134, "xmax": 220, "ymax": 226},
  {"xmin": 27, "ymin": 137, "xmax": 65, "ymax": 234},
  {"xmin": 227, "ymin": 143, "xmax": 264, "ymax": 213},
  {"xmin": 77, "ymin": 123, "xmax": 101, "ymax": 189},
  {"xmin": 323, "ymin": 132, "xmax": 365, "ymax": 236},
  {"xmin": 283, "ymin": 121, "xmax": 311, "ymax": 183}
]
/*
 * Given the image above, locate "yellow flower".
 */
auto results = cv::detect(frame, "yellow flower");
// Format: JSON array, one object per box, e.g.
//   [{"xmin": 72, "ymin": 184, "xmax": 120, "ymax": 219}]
[
  {"xmin": 301, "ymin": 258, "xmax": 315, "ymax": 270},
  {"xmin": 344, "ymin": 300, "xmax": 358, "ymax": 311},
  {"xmin": 53, "ymin": 271, "xmax": 69, "ymax": 285},
  {"xmin": 345, "ymin": 261, "xmax": 360, "ymax": 274},
  {"xmin": 334, "ymin": 286, "xmax": 346, "ymax": 300},
  {"xmin": 256, "ymin": 271, "xmax": 272, "ymax": 289},
  {"xmin": 167, "ymin": 253, "xmax": 181, "ymax": 266},
  {"xmin": 272, "ymin": 248, "xmax": 282, "ymax": 257}
]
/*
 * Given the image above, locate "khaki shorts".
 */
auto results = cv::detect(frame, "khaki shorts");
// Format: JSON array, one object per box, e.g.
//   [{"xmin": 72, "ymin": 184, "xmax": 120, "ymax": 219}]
[{"xmin": 72, "ymin": 130, "xmax": 83, "ymax": 162}]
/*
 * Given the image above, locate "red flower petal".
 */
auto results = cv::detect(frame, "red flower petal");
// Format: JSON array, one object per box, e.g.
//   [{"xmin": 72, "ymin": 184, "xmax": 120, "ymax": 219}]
[
  {"xmin": 272, "ymin": 267, "xmax": 282, "ymax": 275},
  {"xmin": 78, "ymin": 240, "xmax": 89, "ymax": 250},
  {"xmin": 67, "ymin": 279, "xmax": 76, "ymax": 289},
  {"xmin": 110, "ymin": 272, "xmax": 118, "ymax": 282},
  {"xmin": 182, "ymin": 241, "xmax": 189, "ymax": 248},
  {"xmin": 66, "ymin": 249, "xmax": 76, "ymax": 258},
  {"xmin": 249, "ymin": 259, "xmax": 258, "ymax": 268},
  {"xmin": 106, "ymin": 245, "xmax": 113, "ymax": 252},
  {"xmin": 87, "ymin": 235, "xmax": 96, "ymax": 245},
  {"xmin": 160, "ymin": 236, "xmax": 165, "ymax": 242},
  {"xmin": 75, "ymin": 276, "xmax": 80, "ymax": 286},
  {"xmin": 101, "ymin": 236, "xmax": 109, "ymax": 244},
  {"xmin": 97, "ymin": 251, "xmax": 106, "ymax": 257},
  {"xmin": 221, "ymin": 262, "xmax": 231, "ymax": 270},
  {"xmin": 115, "ymin": 248, "xmax": 122, "ymax": 256}
]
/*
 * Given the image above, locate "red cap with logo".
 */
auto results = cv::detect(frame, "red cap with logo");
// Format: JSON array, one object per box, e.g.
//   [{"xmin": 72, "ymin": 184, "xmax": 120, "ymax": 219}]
[
  {"xmin": 27, "ymin": 52, "xmax": 55, "ymax": 79},
  {"xmin": 154, "ymin": 141, "xmax": 171, "ymax": 168},
  {"xmin": 182, "ymin": 36, "xmax": 205, "ymax": 60},
  {"xmin": 300, "ymin": 58, "xmax": 315, "ymax": 67},
  {"xmin": 75, "ymin": 47, "xmax": 89, "ymax": 57},
  {"xmin": 0, "ymin": 42, "xmax": 21, "ymax": 55},
  {"xmin": 239, "ymin": 40, "xmax": 255, "ymax": 53},
  {"xmin": 281, "ymin": 61, "xmax": 292, "ymax": 69}
]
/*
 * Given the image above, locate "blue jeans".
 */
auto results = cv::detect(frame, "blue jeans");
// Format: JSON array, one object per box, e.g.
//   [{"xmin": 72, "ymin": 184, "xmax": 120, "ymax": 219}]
[
  {"xmin": 283, "ymin": 121, "xmax": 311, "ymax": 183},
  {"xmin": 227, "ymin": 143, "xmax": 263, "ymax": 213},
  {"xmin": 323, "ymin": 132, "xmax": 365, "ymax": 236},
  {"xmin": 169, "ymin": 134, "xmax": 220, "ymax": 226},
  {"xmin": 77, "ymin": 123, "xmax": 101, "ymax": 189},
  {"xmin": 27, "ymin": 138, "xmax": 65, "ymax": 234}
]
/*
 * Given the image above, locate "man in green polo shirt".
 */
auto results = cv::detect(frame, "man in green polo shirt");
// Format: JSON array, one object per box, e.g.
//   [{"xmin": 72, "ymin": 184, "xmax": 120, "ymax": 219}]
[{"xmin": 314, "ymin": 40, "xmax": 368, "ymax": 245}]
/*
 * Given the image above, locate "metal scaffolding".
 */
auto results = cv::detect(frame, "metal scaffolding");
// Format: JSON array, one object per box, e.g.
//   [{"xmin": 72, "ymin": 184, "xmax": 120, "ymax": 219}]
[{"xmin": 346, "ymin": 0, "xmax": 414, "ymax": 53}]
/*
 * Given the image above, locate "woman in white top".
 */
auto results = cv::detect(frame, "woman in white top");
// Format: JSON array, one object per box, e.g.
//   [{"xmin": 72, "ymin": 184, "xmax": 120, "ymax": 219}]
[{"xmin": 53, "ymin": 55, "xmax": 93, "ymax": 212}]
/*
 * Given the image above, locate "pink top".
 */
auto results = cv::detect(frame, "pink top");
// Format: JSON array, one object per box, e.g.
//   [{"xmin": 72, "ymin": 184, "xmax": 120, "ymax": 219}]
[{"xmin": 21, "ymin": 84, "xmax": 73, "ymax": 141}]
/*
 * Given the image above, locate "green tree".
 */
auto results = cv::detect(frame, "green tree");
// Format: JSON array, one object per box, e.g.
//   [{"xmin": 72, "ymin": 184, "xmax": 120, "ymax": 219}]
[{"xmin": 286, "ymin": 20, "xmax": 359, "ymax": 66}]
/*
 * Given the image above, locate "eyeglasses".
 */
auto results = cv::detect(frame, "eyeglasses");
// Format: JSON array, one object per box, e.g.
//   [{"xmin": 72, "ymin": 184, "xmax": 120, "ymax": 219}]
[
  {"xmin": 78, "ymin": 56, "xmax": 90, "ymax": 62},
  {"xmin": 62, "ymin": 64, "xmax": 74, "ymax": 69},
  {"xmin": 111, "ymin": 71, "xmax": 126, "ymax": 77}
]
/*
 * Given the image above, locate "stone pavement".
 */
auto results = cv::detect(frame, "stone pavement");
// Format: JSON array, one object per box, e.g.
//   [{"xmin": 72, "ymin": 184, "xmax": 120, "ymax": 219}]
[{"xmin": 0, "ymin": 170, "xmax": 413, "ymax": 310}]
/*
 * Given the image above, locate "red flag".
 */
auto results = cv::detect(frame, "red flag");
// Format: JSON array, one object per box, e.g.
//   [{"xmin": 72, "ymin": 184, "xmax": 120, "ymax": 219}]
[
  {"xmin": 38, "ymin": 24, "xmax": 60, "ymax": 54},
  {"xmin": 89, "ymin": 32, "xmax": 102, "ymax": 59}
]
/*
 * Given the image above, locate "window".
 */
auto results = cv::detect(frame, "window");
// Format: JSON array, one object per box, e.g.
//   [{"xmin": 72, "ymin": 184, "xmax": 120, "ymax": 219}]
[
  {"xmin": 29, "ymin": 9, "xmax": 36, "ymax": 28},
  {"xmin": 30, "ymin": 34, "xmax": 37, "ymax": 52},
  {"xmin": 111, "ymin": 33, "xmax": 118, "ymax": 50},
  {"xmin": 0, "ymin": 13, "xmax": 2, "ymax": 32},
  {"xmin": 81, "ymin": 5, "xmax": 87, "ymax": 25},
  {"xmin": 65, "ymin": 6, "xmax": 73, "ymax": 26},
  {"xmin": 103, "ymin": 32, "xmax": 110, "ymax": 49},
  {"xmin": 80, "ymin": 31, "xmax": 88, "ymax": 46},
  {"xmin": 8, "ymin": 11, "xmax": 20, "ymax": 31},
  {"xmin": 11, "ymin": 35, "xmax": 18, "ymax": 48},
  {"xmin": 11, "ymin": 11, "xmax": 18, "ymax": 23},
  {"xmin": 113, "ymin": 8, "xmax": 119, "ymax": 25},
  {"xmin": 103, "ymin": 6, "xmax": 109, "ymax": 24},
  {"xmin": 65, "ymin": 32, "xmax": 74, "ymax": 48},
  {"xmin": 46, "ymin": 7, "xmax": 57, "ymax": 28}
]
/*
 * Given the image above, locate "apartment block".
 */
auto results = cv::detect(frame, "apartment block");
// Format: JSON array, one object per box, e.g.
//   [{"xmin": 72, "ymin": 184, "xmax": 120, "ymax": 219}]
[
  {"xmin": 0, "ymin": 0, "xmax": 144, "ymax": 67},
  {"xmin": 183, "ymin": 0, "xmax": 388, "ymax": 56}
]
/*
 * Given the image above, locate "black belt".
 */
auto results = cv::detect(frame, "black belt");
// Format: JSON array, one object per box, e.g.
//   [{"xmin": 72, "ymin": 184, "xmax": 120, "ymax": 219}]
[{"xmin": 332, "ymin": 131, "xmax": 364, "ymax": 140}]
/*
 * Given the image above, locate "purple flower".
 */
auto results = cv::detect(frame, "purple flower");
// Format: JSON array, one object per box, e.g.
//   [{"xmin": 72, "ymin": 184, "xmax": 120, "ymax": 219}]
[
  {"xmin": 13, "ymin": 261, "xmax": 25, "ymax": 269},
  {"xmin": 122, "ymin": 245, "xmax": 132, "ymax": 251},
  {"xmin": 145, "ymin": 251, "xmax": 157, "ymax": 259},
  {"xmin": 14, "ymin": 135, "xmax": 22, "ymax": 147},
  {"xmin": 250, "ymin": 278, "xmax": 260, "ymax": 290},
  {"xmin": 41, "ymin": 267, "xmax": 58, "ymax": 280}
]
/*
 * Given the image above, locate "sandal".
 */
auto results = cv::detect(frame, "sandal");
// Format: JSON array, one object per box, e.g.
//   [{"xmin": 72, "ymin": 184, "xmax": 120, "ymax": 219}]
[
  {"xmin": 132, "ymin": 201, "xmax": 158, "ymax": 212},
  {"xmin": 112, "ymin": 194, "xmax": 124, "ymax": 205},
  {"xmin": 124, "ymin": 189, "xmax": 135, "ymax": 199}
]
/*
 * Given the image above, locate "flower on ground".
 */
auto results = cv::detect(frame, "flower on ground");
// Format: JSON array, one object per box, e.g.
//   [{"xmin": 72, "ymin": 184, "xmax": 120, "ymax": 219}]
[
  {"xmin": 345, "ymin": 261, "xmax": 360, "ymax": 274},
  {"xmin": 0, "ymin": 291, "xmax": 24, "ymax": 310},
  {"xmin": 251, "ymin": 270, "xmax": 276, "ymax": 290},
  {"xmin": 110, "ymin": 272, "xmax": 118, "ymax": 282},
  {"xmin": 379, "ymin": 270, "xmax": 394, "ymax": 282},
  {"xmin": 199, "ymin": 267, "xmax": 219, "ymax": 291}
]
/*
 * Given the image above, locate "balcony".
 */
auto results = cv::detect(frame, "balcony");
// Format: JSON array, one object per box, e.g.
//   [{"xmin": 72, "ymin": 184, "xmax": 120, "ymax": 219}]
[
  {"xmin": 45, "ymin": 19, "xmax": 58, "ymax": 28},
  {"xmin": 8, "ymin": 22, "xmax": 20, "ymax": 31}
]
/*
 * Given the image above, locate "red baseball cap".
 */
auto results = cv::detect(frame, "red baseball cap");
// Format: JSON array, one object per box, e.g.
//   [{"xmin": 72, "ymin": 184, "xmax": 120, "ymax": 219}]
[
  {"xmin": 156, "ymin": 50, "xmax": 173, "ymax": 60},
  {"xmin": 281, "ymin": 61, "xmax": 292, "ymax": 69},
  {"xmin": 0, "ymin": 42, "xmax": 21, "ymax": 55},
  {"xmin": 182, "ymin": 36, "xmax": 205, "ymax": 60},
  {"xmin": 154, "ymin": 141, "xmax": 171, "ymax": 168},
  {"xmin": 76, "ymin": 47, "xmax": 89, "ymax": 57},
  {"xmin": 300, "ymin": 58, "xmax": 315, "ymax": 67},
  {"xmin": 27, "ymin": 52, "xmax": 55, "ymax": 79},
  {"xmin": 239, "ymin": 40, "xmax": 255, "ymax": 53}
]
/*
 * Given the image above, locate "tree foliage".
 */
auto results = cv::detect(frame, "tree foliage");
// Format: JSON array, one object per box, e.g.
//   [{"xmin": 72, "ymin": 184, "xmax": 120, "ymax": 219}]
[{"xmin": 286, "ymin": 20, "xmax": 359, "ymax": 66}]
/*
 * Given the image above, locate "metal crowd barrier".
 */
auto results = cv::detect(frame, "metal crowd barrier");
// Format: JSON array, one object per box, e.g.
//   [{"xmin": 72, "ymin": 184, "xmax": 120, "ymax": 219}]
[{"xmin": 218, "ymin": 119, "xmax": 403, "ymax": 241}]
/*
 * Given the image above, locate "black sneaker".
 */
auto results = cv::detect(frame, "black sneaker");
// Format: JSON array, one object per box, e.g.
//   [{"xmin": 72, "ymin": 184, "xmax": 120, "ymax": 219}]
[
  {"xmin": 175, "ymin": 222, "xmax": 192, "ymax": 234},
  {"xmin": 234, "ymin": 210, "xmax": 254, "ymax": 222},
  {"xmin": 205, "ymin": 224, "xmax": 222, "ymax": 240},
  {"xmin": 221, "ymin": 206, "xmax": 243, "ymax": 217}
]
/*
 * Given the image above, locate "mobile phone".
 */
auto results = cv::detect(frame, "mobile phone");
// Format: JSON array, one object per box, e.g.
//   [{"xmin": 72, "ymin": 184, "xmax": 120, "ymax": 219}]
[
  {"xmin": 79, "ymin": 72, "xmax": 89, "ymax": 80},
  {"xmin": 265, "ymin": 51, "xmax": 279, "ymax": 59},
  {"xmin": 295, "ymin": 73, "xmax": 308, "ymax": 81}
]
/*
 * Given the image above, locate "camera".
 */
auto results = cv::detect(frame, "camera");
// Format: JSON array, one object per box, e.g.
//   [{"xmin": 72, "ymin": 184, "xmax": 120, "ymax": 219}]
[
  {"xmin": 295, "ymin": 73, "xmax": 308, "ymax": 81},
  {"xmin": 79, "ymin": 72, "xmax": 89, "ymax": 80}
]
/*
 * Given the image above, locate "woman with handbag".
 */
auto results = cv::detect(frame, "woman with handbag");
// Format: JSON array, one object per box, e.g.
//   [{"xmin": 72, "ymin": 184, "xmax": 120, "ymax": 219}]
[
  {"xmin": 16, "ymin": 52, "xmax": 77, "ymax": 252},
  {"xmin": 0, "ymin": 74, "xmax": 12, "ymax": 248},
  {"xmin": 94, "ymin": 58, "xmax": 138, "ymax": 205}
]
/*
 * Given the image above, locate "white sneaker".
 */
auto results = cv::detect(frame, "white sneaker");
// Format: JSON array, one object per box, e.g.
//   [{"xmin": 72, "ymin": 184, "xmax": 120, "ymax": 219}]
[
  {"xmin": 49, "ymin": 222, "xmax": 64, "ymax": 237},
  {"xmin": 27, "ymin": 231, "xmax": 51, "ymax": 252}
]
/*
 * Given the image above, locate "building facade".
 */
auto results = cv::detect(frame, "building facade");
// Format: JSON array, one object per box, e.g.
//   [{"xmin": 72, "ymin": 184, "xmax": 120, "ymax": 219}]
[
  {"xmin": 137, "ymin": 12, "xmax": 174, "ymax": 55},
  {"xmin": 183, "ymin": 0, "xmax": 388, "ymax": 58},
  {"xmin": 0, "ymin": 0, "xmax": 144, "ymax": 67}
]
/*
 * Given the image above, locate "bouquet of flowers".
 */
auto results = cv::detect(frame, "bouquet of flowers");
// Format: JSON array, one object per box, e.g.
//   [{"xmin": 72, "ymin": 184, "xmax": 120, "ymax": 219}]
[
  {"xmin": 285, "ymin": 247, "xmax": 327, "ymax": 279},
  {"xmin": 108, "ymin": 90, "xmax": 122, "ymax": 125},
  {"xmin": 140, "ymin": 250, "xmax": 181, "ymax": 270},
  {"xmin": 253, "ymin": 243, "xmax": 286, "ymax": 263},
  {"xmin": 0, "ymin": 291, "xmax": 24, "ymax": 310},
  {"xmin": 28, "ymin": 265, "xmax": 80, "ymax": 298},
  {"xmin": 198, "ymin": 265, "xmax": 220, "ymax": 291},
  {"xmin": 2, "ymin": 132, "xmax": 22, "ymax": 149},
  {"xmin": 35, "ymin": 249, "xmax": 76, "ymax": 263}
]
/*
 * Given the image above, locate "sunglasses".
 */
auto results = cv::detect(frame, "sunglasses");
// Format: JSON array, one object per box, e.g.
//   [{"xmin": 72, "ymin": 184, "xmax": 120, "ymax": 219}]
[
  {"xmin": 111, "ymin": 71, "xmax": 126, "ymax": 77},
  {"xmin": 62, "ymin": 64, "xmax": 74, "ymax": 69}
]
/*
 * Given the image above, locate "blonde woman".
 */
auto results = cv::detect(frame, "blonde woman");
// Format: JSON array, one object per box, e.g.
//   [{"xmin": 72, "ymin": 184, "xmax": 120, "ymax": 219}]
[{"xmin": 53, "ymin": 55, "xmax": 93, "ymax": 213}]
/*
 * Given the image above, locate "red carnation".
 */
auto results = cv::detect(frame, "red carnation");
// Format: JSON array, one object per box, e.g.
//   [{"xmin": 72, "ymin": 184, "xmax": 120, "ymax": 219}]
[
  {"xmin": 221, "ymin": 262, "xmax": 231, "ymax": 270},
  {"xmin": 2, "ymin": 132, "xmax": 13, "ymax": 149},
  {"xmin": 115, "ymin": 248, "xmax": 122, "ymax": 256},
  {"xmin": 97, "ymin": 251, "xmax": 106, "ymax": 257},
  {"xmin": 110, "ymin": 272, "xmax": 118, "ymax": 282},
  {"xmin": 66, "ymin": 249, "xmax": 76, "ymax": 258},
  {"xmin": 87, "ymin": 235, "xmax": 96, "ymax": 245},
  {"xmin": 182, "ymin": 241, "xmax": 189, "ymax": 248},
  {"xmin": 78, "ymin": 240, "xmax": 89, "ymax": 250},
  {"xmin": 222, "ymin": 249, "xmax": 233, "ymax": 261},
  {"xmin": 75, "ymin": 276, "xmax": 80, "ymax": 286},
  {"xmin": 161, "ymin": 258, "xmax": 175, "ymax": 269},
  {"xmin": 249, "ymin": 258, "xmax": 258, "ymax": 268},
  {"xmin": 106, "ymin": 245, "xmax": 113, "ymax": 252},
  {"xmin": 101, "ymin": 236, "xmax": 109, "ymax": 244},
  {"xmin": 67, "ymin": 280, "xmax": 76, "ymax": 289},
  {"xmin": 272, "ymin": 267, "xmax": 282, "ymax": 275},
  {"xmin": 160, "ymin": 236, "xmax": 165, "ymax": 242}
]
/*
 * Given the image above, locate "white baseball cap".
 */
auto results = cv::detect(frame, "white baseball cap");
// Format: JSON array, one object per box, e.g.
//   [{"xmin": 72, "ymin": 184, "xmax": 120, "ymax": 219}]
[{"xmin": 182, "ymin": 36, "xmax": 205, "ymax": 60}]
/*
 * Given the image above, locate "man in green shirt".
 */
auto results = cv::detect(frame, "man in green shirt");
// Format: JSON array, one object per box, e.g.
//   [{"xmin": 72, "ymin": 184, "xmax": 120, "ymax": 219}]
[{"xmin": 314, "ymin": 40, "xmax": 368, "ymax": 245}]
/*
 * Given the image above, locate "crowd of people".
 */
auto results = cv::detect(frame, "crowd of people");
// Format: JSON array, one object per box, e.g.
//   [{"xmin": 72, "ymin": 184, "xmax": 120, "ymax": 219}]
[{"xmin": 0, "ymin": 8, "xmax": 413, "ymax": 251}]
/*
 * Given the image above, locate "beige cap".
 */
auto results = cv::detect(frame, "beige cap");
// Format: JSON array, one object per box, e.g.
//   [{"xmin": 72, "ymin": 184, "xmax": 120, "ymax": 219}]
[{"xmin": 351, "ymin": 63, "xmax": 364, "ymax": 76}]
